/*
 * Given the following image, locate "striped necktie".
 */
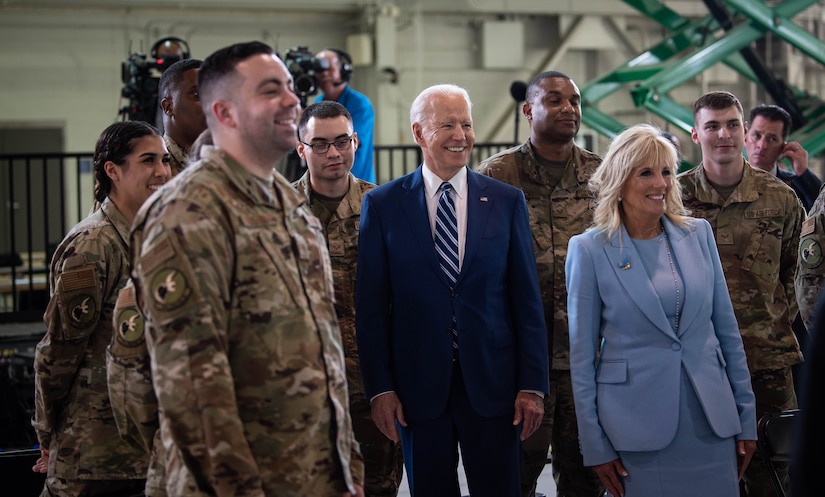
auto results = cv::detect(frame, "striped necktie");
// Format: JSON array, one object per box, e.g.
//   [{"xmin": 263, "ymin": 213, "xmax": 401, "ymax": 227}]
[{"xmin": 435, "ymin": 181, "xmax": 460, "ymax": 285}]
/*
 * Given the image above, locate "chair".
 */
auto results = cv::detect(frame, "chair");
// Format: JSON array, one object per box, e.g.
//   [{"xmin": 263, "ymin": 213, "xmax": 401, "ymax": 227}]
[{"xmin": 756, "ymin": 409, "xmax": 799, "ymax": 497}]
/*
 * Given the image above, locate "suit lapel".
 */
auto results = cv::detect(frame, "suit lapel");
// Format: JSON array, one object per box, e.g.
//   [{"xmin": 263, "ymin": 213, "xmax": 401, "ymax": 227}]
[
  {"xmin": 457, "ymin": 170, "xmax": 489, "ymax": 285},
  {"xmin": 400, "ymin": 166, "xmax": 453, "ymax": 287},
  {"xmin": 603, "ymin": 225, "xmax": 678, "ymax": 340}
]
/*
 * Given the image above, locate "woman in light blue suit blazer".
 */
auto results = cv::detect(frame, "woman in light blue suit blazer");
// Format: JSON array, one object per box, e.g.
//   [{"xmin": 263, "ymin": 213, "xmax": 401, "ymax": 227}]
[{"xmin": 565, "ymin": 125, "xmax": 757, "ymax": 497}]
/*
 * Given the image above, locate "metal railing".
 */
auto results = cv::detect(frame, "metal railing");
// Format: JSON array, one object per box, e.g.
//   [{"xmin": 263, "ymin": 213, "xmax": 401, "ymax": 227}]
[{"xmin": 0, "ymin": 142, "xmax": 516, "ymax": 322}]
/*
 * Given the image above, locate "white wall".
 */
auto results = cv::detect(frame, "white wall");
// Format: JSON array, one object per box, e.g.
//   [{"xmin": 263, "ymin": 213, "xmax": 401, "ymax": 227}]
[{"xmin": 1, "ymin": 1, "xmax": 823, "ymax": 157}]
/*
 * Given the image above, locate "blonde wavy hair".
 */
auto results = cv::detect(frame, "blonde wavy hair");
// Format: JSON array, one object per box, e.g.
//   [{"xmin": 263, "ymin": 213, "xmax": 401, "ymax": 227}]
[{"xmin": 589, "ymin": 124, "xmax": 691, "ymax": 238}]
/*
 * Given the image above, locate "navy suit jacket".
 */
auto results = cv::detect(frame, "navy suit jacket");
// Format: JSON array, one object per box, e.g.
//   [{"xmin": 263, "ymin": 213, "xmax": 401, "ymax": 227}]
[
  {"xmin": 355, "ymin": 165, "xmax": 549, "ymax": 421},
  {"xmin": 565, "ymin": 217, "xmax": 756, "ymax": 466}
]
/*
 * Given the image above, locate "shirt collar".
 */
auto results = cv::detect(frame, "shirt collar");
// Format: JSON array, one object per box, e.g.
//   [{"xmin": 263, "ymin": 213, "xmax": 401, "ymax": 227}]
[{"xmin": 422, "ymin": 164, "xmax": 468, "ymax": 199}]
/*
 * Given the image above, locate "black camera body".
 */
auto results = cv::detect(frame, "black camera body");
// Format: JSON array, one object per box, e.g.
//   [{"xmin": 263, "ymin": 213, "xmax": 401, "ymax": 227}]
[
  {"xmin": 283, "ymin": 46, "xmax": 330, "ymax": 107},
  {"xmin": 119, "ymin": 52, "xmax": 182, "ymax": 123}
]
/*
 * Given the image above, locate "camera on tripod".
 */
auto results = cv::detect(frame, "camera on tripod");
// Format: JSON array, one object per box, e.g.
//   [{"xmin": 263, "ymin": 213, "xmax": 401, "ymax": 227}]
[
  {"xmin": 119, "ymin": 52, "xmax": 182, "ymax": 123},
  {"xmin": 283, "ymin": 46, "xmax": 330, "ymax": 107}
]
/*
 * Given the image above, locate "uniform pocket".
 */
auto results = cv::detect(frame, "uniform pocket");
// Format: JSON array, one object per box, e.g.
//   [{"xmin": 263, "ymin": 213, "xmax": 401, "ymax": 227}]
[{"xmin": 739, "ymin": 214, "xmax": 783, "ymax": 283}]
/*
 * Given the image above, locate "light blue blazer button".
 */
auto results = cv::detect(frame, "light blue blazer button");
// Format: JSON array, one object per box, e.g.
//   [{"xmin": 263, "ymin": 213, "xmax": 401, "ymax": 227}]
[{"xmin": 671, "ymin": 342, "xmax": 681, "ymax": 351}]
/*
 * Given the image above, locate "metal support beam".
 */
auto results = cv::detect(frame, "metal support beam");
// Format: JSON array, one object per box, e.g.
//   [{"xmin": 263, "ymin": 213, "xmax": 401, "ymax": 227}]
[
  {"xmin": 726, "ymin": 0, "xmax": 825, "ymax": 66},
  {"xmin": 620, "ymin": 0, "xmax": 690, "ymax": 31},
  {"xmin": 630, "ymin": 22, "xmax": 759, "ymax": 106},
  {"xmin": 581, "ymin": 0, "xmax": 825, "ymax": 160},
  {"xmin": 641, "ymin": 94, "xmax": 695, "ymax": 134},
  {"xmin": 704, "ymin": 0, "xmax": 806, "ymax": 128},
  {"xmin": 580, "ymin": 107, "xmax": 627, "ymax": 139}
]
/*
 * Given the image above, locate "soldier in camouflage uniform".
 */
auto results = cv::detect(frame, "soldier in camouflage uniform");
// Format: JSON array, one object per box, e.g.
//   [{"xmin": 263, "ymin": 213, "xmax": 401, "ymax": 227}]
[
  {"xmin": 796, "ymin": 184, "xmax": 825, "ymax": 330},
  {"xmin": 131, "ymin": 42, "xmax": 364, "ymax": 496},
  {"xmin": 477, "ymin": 71, "xmax": 603, "ymax": 497},
  {"xmin": 33, "ymin": 120, "xmax": 171, "ymax": 497},
  {"xmin": 293, "ymin": 100, "xmax": 404, "ymax": 497},
  {"xmin": 158, "ymin": 58, "xmax": 207, "ymax": 175},
  {"xmin": 107, "ymin": 280, "xmax": 169, "ymax": 497},
  {"xmin": 107, "ymin": 77, "xmax": 208, "ymax": 496},
  {"xmin": 678, "ymin": 91, "xmax": 804, "ymax": 497},
  {"xmin": 293, "ymin": 100, "xmax": 404, "ymax": 496}
]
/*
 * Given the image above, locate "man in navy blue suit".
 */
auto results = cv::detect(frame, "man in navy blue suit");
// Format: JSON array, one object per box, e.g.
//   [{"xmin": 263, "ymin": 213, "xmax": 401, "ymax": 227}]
[
  {"xmin": 355, "ymin": 84, "xmax": 549, "ymax": 497},
  {"xmin": 744, "ymin": 104, "xmax": 821, "ymax": 211}
]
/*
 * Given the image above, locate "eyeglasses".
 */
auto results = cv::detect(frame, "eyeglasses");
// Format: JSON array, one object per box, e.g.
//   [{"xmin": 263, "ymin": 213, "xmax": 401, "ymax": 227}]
[{"xmin": 300, "ymin": 135, "xmax": 354, "ymax": 154}]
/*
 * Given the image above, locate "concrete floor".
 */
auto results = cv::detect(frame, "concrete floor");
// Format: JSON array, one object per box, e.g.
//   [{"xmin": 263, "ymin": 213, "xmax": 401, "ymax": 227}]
[{"xmin": 396, "ymin": 455, "xmax": 557, "ymax": 497}]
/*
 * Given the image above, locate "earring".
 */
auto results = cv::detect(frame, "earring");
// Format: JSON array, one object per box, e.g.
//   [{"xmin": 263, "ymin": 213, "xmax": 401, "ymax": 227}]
[{"xmin": 618, "ymin": 196, "xmax": 623, "ymax": 202}]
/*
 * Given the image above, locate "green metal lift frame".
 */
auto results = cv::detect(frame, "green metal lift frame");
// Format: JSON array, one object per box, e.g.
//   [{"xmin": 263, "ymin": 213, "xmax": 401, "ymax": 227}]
[{"xmin": 581, "ymin": 0, "xmax": 825, "ymax": 158}]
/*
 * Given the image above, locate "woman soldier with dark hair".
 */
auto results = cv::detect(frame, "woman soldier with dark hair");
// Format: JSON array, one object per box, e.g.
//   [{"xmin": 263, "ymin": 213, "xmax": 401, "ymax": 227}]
[{"xmin": 33, "ymin": 120, "xmax": 170, "ymax": 497}]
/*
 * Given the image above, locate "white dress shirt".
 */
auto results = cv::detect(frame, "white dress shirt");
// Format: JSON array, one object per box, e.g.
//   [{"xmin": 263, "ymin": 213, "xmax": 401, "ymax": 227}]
[{"xmin": 422, "ymin": 164, "xmax": 467, "ymax": 270}]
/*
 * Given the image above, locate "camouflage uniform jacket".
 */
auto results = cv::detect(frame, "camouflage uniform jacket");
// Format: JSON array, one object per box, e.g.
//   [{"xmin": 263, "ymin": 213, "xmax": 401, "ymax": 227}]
[
  {"xmin": 163, "ymin": 133, "xmax": 187, "ymax": 176},
  {"xmin": 476, "ymin": 141, "xmax": 601, "ymax": 370},
  {"xmin": 796, "ymin": 183, "xmax": 825, "ymax": 330},
  {"xmin": 293, "ymin": 172, "xmax": 376, "ymax": 406},
  {"xmin": 33, "ymin": 197, "xmax": 149, "ymax": 480},
  {"xmin": 131, "ymin": 146, "xmax": 363, "ymax": 497},
  {"xmin": 678, "ymin": 162, "xmax": 804, "ymax": 371},
  {"xmin": 107, "ymin": 279, "xmax": 183, "ymax": 497}
]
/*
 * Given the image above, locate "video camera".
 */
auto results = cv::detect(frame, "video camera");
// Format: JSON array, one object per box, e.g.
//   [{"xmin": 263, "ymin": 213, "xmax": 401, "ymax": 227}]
[
  {"xmin": 119, "ymin": 52, "xmax": 183, "ymax": 123},
  {"xmin": 283, "ymin": 46, "xmax": 330, "ymax": 107}
]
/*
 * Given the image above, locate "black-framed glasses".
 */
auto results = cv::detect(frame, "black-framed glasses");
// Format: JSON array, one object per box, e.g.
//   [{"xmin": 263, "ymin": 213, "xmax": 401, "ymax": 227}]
[{"xmin": 300, "ymin": 135, "xmax": 354, "ymax": 154}]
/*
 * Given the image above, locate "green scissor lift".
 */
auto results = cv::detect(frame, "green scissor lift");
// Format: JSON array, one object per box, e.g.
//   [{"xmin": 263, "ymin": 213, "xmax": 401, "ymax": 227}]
[{"xmin": 581, "ymin": 0, "xmax": 825, "ymax": 165}]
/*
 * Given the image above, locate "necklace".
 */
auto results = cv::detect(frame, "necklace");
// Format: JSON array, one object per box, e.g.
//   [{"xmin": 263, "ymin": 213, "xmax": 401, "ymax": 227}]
[{"xmin": 662, "ymin": 224, "xmax": 681, "ymax": 332}]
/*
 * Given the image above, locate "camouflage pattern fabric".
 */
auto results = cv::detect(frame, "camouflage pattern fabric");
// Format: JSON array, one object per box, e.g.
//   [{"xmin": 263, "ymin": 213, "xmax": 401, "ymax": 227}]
[
  {"xmin": 679, "ymin": 162, "xmax": 804, "ymax": 372},
  {"xmin": 106, "ymin": 141, "xmax": 203, "ymax": 497},
  {"xmin": 679, "ymin": 162, "xmax": 802, "ymax": 497},
  {"xmin": 477, "ymin": 142, "xmax": 603, "ymax": 497},
  {"xmin": 33, "ymin": 197, "xmax": 148, "ymax": 491},
  {"xmin": 107, "ymin": 279, "xmax": 187, "ymax": 497},
  {"xmin": 163, "ymin": 134, "xmax": 187, "ymax": 176},
  {"xmin": 796, "ymin": 183, "xmax": 825, "ymax": 330},
  {"xmin": 39, "ymin": 476, "xmax": 145, "ymax": 497},
  {"xmin": 131, "ymin": 146, "xmax": 363, "ymax": 496},
  {"xmin": 294, "ymin": 171, "xmax": 404, "ymax": 496}
]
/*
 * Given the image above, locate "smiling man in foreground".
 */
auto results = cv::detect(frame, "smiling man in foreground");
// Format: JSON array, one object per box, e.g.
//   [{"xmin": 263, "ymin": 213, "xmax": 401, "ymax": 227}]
[{"xmin": 130, "ymin": 41, "xmax": 364, "ymax": 497}]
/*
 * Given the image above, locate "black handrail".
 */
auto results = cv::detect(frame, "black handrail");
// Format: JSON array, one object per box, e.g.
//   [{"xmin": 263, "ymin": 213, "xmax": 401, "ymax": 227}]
[{"xmin": 0, "ymin": 143, "xmax": 516, "ymax": 322}]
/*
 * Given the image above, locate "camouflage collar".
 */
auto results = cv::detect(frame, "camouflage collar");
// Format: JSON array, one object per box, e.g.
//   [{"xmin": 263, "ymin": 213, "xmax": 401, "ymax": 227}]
[
  {"xmin": 691, "ymin": 159, "xmax": 761, "ymax": 205},
  {"xmin": 201, "ymin": 146, "xmax": 303, "ymax": 213},
  {"xmin": 163, "ymin": 134, "xmax": 188, "ymax": 173},
  {"xmin": 522, "ymin": 139, "xmax": 592, "ymax": 188},
  {"xmin": 293, "ymin": 171, "xmax": 366, "ymax": 220},
  {"xmin": 100, "ymin": 196, "xmax": 131, "ymax": 248}
]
